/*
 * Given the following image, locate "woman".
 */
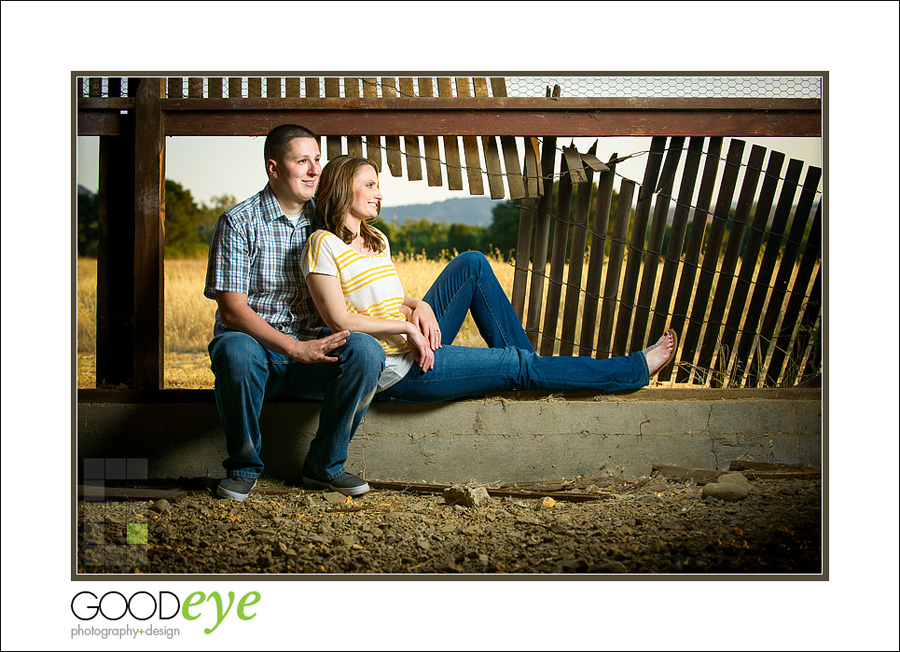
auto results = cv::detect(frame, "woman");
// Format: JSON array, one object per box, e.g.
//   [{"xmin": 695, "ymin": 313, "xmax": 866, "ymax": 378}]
[{"xmin": 301, "ymin": 155, "xmax": 676, "ymax": 403}]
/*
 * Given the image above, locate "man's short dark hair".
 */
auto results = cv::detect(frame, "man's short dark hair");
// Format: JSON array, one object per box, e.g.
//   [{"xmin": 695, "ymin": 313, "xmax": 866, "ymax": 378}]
[{"xmin": 264, "ymin": 124, "xmax": 318, "ymax": 164}]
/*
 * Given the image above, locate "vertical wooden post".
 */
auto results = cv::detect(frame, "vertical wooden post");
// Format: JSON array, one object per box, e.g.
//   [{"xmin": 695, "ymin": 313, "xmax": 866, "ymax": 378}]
[
  {"xmin": 344, "ymin": 77, "xmax": 363, "ymax": 158},
  {"xmin": 324, "ymin": 77, "xmax": 342, "ymax": 160},
  {"xmin": 524, "ymin": 137, "xmax": 557, "ymax": 348},
  {"xmin": 417, "ymin": 77, "xmax": 443, "ymax": 187},
  {"xmin": 133, "ymin": 78, "xmax": 166, "ymax": 391},
  {"xmin": 511, "ymin": 198, "xmax": 534, "ymax": 320},
  {"xmin": 595, "ymin": 180, "xmax": 636, "ymax": 359},
  {"xmin": 539, "ymin": 152, "xmax": 573, "ymax": 356},
  {"xmin": 362, "ymin": 77, "xmax": 382, "ymax": 171},
  {"xmin": 437, "ymin": 78, "xmax": 464, "ymax": 191}
]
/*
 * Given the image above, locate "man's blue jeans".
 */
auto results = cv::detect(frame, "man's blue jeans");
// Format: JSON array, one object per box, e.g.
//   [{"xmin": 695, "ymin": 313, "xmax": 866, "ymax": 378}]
[
  {"xmin": 208, "ymin": 329, "xmax": 385, "ymax": 480},
  {"xmin": 377, "ymin": 251, "xmax": 650, "ymax": 403}
]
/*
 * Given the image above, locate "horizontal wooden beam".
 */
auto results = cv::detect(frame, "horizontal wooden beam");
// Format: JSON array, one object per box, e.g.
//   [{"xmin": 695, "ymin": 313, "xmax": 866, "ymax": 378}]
[{"xmin": 78, "ymin": 97, "xmax": 821, "ymax": 138}]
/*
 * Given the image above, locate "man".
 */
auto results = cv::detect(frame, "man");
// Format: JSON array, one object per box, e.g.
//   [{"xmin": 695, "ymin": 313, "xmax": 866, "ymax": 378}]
[{"xmin": 204, "ymin": 124, "xmax": 385, "ymax": 501}]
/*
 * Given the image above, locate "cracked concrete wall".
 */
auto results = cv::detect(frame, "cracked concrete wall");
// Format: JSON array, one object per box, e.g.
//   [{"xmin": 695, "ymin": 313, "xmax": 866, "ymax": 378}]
[{"xmin": 77, "ymin": 393, "xmax": 821, "ymax": 482}]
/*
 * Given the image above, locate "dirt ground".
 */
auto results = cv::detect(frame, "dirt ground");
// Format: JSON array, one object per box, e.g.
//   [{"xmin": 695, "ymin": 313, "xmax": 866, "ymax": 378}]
[{"xmin": 77, "ymin": 471, "xmax": 822, "ymax": 576}]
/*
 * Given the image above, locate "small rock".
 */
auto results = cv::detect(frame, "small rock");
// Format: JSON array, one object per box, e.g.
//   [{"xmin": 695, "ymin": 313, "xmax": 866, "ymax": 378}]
[
  {"xmin": 443, "ymin": 485, "xmax": 491, "ymax": 508},
  {"xmin": 149, "ymin": 499, "xmax": 172, "ymax": 514},
  {"xmin": 717, "ymin": 473, "xmax": 753, "ymax": 489},
  {"xmin": 539, "ymin": 497, "xmax": 557, "ymax": 510},
  {"xmin": 324, "ymin": 492, "xmax": 350, "ymax": 504},
  {"xmin": 702, "ymin": 482, "xmax": 749, "ymax": 502},
  {"xmin": 597, "ymin": 561, "xmax": 627, "ymax": 573}
]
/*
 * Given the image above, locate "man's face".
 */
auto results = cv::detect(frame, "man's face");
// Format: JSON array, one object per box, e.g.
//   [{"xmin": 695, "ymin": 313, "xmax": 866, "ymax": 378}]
[{"xmin": 267, "ymin": 137, "xmax": 321, "ymax": 212}]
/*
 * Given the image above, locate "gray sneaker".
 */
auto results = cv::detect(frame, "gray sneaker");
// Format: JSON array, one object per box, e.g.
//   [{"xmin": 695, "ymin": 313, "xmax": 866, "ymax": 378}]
[
  {"xmin": 302, "ymin": 463, "xmax": 369, "ymax": 496},
  {"xmin": 216, "ymin": 476, "xmax": 257, "ymax": 501}
]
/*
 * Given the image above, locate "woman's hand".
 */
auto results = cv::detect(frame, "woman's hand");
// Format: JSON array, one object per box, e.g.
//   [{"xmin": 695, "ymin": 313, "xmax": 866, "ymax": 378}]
[
  {"xmin": 406, "ymin": 325, "xmax": 435, "ymax": 373},
  {"xmin": 410, "ymin": 300, "xmax": 442, "ymax": 350}
]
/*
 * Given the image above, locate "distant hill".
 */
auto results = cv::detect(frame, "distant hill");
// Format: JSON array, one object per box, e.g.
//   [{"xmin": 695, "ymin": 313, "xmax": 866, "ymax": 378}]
[{"xmin": 381, "ymin": 197, "xmax": 504, "ymax": 228}]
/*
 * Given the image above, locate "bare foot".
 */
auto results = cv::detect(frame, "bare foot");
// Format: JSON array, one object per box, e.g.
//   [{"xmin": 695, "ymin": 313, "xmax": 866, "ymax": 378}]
[{"xmin": 644, "ymin": 330, "xmax": 676, "ymax": 376}]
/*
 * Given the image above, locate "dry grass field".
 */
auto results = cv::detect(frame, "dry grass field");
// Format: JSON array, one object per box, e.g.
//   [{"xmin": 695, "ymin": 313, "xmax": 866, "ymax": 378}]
[{"xmin": 77, "ymin": 250, "xmax": 817, "ymax": 390}]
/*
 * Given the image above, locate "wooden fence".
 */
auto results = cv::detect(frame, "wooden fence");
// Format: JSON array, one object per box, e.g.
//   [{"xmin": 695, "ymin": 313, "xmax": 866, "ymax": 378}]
[{"xmin": 77, "ymin": 75, "xmax": 822, "ymax": 391}]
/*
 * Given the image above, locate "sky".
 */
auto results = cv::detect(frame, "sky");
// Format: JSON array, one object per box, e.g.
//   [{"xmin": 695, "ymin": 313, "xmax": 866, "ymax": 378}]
[{"xmin": 3, "ymin": 1, "xmax": 900, "ymax": 650}]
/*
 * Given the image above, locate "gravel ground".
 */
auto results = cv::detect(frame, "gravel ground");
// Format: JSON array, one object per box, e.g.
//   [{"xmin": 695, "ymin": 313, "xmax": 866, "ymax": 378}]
[{"xmin": 77, "ymin": 472, "xmax": 822, "ymax": 576}]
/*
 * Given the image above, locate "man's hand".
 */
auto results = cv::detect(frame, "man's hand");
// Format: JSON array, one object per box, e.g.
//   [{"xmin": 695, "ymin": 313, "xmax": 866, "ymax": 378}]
[
  {"xmin": 288, "ymin": 330, "xmax": 349, "ymax": 363},
  {"xmin": 410, "ymin": 300, "xmax": 442, "ymax": 350}
]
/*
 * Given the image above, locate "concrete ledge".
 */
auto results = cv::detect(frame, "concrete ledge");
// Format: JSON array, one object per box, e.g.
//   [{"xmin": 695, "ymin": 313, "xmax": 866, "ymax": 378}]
[{"xmin": 77, "ymin": 389, "xmax": 822, "ymax": 483}]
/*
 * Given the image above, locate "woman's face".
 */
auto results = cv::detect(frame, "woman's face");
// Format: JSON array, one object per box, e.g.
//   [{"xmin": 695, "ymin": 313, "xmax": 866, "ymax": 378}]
[{"xmin": 348, "ymin": 164, "xmax": 382, "ymax": 221}]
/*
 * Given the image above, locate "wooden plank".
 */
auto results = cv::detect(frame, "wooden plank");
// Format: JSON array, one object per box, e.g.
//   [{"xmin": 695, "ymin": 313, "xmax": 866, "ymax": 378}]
[
  {"xmin": 632, "ymin": 137, "xmax": 685, "ymax": 350},
  {"xmin": 676, "ymin": 139, "xmax": 745, "ymax": 384},
  {"xmin": 511, "ymin": 198, "xmax": 535, "ymax": 320},
  {"xmin": 188, "ymin": 77, "xmax": 203, "ymax": 98},
  {"xmin": 735, "ymin": 158, "xmax": 804, "ymax": 387},
  {"xmin": 612, "ymin": 137, "xmax": 666, "ymax": 357},
  {"xmin": 344, "ymin": 77, "xmax": 363, "ymax": 158},
  {"xmin": 474, "ymin": 78, "xmax": 504, "ymax": 198},
  {"xmin": 596, "ymin": 179, "xmax": 635, "ymax": 359},
  {"xmin": 362, "ymin": 77, "xmax": 382, "ymax": 171},
  {"xmin": 700, "ymin": 144, "xmax": 767, "ymax": 385},
  {"xmin": 285, "ymin": 77, "xmax": 300, "ymax": 97},
  {"xmin": 499, "ymin": 136, "xmax": 526, "ymax": 199},
  {"xmin": 559, "ymin": 142, "xmax": 598, "ymax": 356},
  {"xmin": 367, "ymin": 481, "xmax": 611, "ymax": 503},
  {"xmin": 651, "ymin": 465, "xmax": 727, "ymax": 485},
  {"xmin": 579, "ymin": 155, "xmax": 617, "ymax": 357},
  {"xmin": 748, "ymin": 165, "xmax": 821, "ymax": 386},
  {"xmin": 303, "ymin": 77, "xmax": 322, "ymax": 153},
  {"xmin": 522, "ymin": 136, "xmax": 542, "ymax": 198},
  {"xmin": 456, "ymin": 77, "xmax": 484, "ymax": 195},
  {"xmin": 729, "ymin": 460, "xmax": 820, "ymax": 473},
  {"xmin": 417, "ymin": 77, "xmax": 443, "ymax": 187},
  {"xmin": 539, "ymin": 152, "xmax": 573, "ymax": 356},
  {"xmin": 207, "ymin": 77, "xmax": 223, "ymax": 99},
  {"xmin": 166, "ymin": 76, "xmax": 182, "ymax": 99},
  {"xmin": 96, "ymin": 134, "xmax": 135, "ymax": 387},
  {"xmin": 651, "ymin": 137, "xmax": 704, "ymax": 342},
  {"xmin": 266, "ymin": 76, "xmax": 282, "ymax": 99},
  {"xmin": 525, "ymin": 137, "xmax": 557, "ymax": 347},
  {"xmin": 133, "ymin": 78, "xmax": 165, "ymax": 391},
  {"xmin": 793, "ymin": 266, "xmax": 822, "ymax": 385},
  {"xmin": 381, "ymin": 77, "xmax": 403, "ymax": 177},
  {"xmin": 765, "ymin": 202, "xmax": 822, "ymax": 386},
  {"xmin": 562, "ymin": 145, "xmax": 588, "ymax": 184},
  {"xmin": 399, "ymin": 78, "xmax": 422, "ymax": 181},
  {"xmin": 324, "ymin": 77, "xmax": 342, "ymax": 160},
  {"xmin": 661, "ymin": 137, "xmax": 722, "ymax": 383},
  {"xmin": 78, "ymin": 485, "xmax": 188, "ymax": 501},
  {"xmin": 437, "ymin": 77, "xmax": 464, "ymax": 190},
  {"xmin": 228, "ymin": 77, "xmax": 243, "ymax": 99},
  {"xmin": 247, "ymin": 77, "xmax": 262, "ymax": 98}
]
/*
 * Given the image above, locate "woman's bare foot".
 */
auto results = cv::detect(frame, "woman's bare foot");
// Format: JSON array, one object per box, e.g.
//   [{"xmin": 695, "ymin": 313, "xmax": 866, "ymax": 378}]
[{"xmin": 644, "ymin": 330, "xmax": 677, "ymax": 376}]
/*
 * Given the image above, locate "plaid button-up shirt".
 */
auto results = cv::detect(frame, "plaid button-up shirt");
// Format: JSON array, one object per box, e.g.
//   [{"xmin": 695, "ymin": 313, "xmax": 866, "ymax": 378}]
[{"xmin": 204, "ymin": 184, "xmax": 325, "ymax": 341}]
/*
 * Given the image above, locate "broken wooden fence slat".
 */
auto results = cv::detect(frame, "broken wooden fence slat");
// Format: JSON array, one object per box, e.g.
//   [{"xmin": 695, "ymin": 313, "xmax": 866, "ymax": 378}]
[
  {"xmin": 437, "ymin": 77, "xmax": 464, "ymax": 190},
  {"xmin": 539, "ymin": 151, "xmax": 574, "ymax": 356},
  {"xmin": 525, "ymin": 137, "xmax": 557, "ymax": 348},
  {"xmin": 651, "ymin": 137, "xmax": 705, "ymax": 342},
  {"xmin": 596, "ymin": 179, "xmax": 635, "ymax": 358},
  {"xmin": 613, "ymin": 136, "xmax": 667, "ymax": 357},
  {"xmin": 511, "ymin": 198, "xmax": 535, "ymax": 320},
  {"xmin": 481, "ymin": 136, "xmax": 506, "ymax": 199},
  {"xmin": 361, "ymin": 77, "xmax": 382, "ymax": 171},
  {"xmin": 417, "ymin": 77, "xmax": 443, "ymax": 187},
  {"xmin": 701, "ymin": 143, "xmax": 767, "ymax": 386},
  {"xmin": 632, "ymin": 137, "xmax": 685, "ymax": 350},
  {"xmin": 455, "ymin": 77, "xmax": 484, "ymax": 195},
  {"xmin": 661, "ymin": 137, "xmax": 722, "ymax": 382},
  {"xmin": 677, "ymin": 138, "xmax": 745, "ymax": 383},
  {"xmin": 579, "ymin": 155, "xmax": 617, "ymax": 357},
  {"xmin": 562, "ymin": 145, "xmax": 589, "ymax": 184},
  {"xmin": 559, "ymin": 142, "xmax": 598, "ymax": 356},
  {"xmin": 399, "ymin": 77, "xmax": 423, "ymax": 182},
  {"xmin": 793, "ymin": 264, "xmax": 823, "ymax": 385},
  {"xmin": 522, "ymin": 136, "xmax": 543, "ymax": 198},
  {"xmin": 381, "ymin": 77, "xmax": 403, "ymax": 177}
]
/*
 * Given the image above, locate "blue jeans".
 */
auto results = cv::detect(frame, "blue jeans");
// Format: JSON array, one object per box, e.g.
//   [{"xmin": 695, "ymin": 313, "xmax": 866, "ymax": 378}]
[
  {"xmin": 208, "ymin": 329, "xmax": 385, "ymax": 480},
  {"xmin": 376, "ymin": 251, "xmax": 650, "ymax": 403}
]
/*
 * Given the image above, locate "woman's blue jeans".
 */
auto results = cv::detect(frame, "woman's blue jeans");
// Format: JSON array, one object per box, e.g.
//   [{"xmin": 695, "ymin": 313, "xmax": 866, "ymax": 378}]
[
  {"xmin": 376, "ymin": 251, "xmax": 650, "ymax": 403},
  {"xmin": 208, "ymin": 329, "xmax": 385, "ymax": 480}
]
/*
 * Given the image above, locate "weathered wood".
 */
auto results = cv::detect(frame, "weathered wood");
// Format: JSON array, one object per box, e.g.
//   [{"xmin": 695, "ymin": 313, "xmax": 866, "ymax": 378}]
[
  {"xmin": 399, "ymin": 78, "xmax": 423, "ymax": 181},
  {"xmin": 96, "ymin": 134, "xmax": 135, "ymax": 387},
  {"xmin": 228, "ymin": 77, "xmax": 243, "ymax": 99},
  {"xmin": 699, "ymin": 143, "xmax": 767, "ymax": 385},
  {"xmin": 490, "ymin": 78, "xmax": 526, "ymax": 199},
  {"xmin": 188, "ymin": 77, "xmax": 203, "ymax": 98},
  {"xmin": 792, "ymin": 266, "xmax": 822, "ymax": 386},
  {"xmin": 247, "ymin": 77, "xmax": 262, "ymax": 98},
  {"xmin": 525, "ymin": 137, "xmax": 557, "ymax": 347},
  {"xmin": 562, "ymin": 145, "xmax": 588, "ymax": 184},
  {"xmin": 166, "ymin": 77, "xmax": 182, "ymax": 99},
  {"xmin": 540, "ymin": 152, "xmax": 573, "ymax": 356},
  {"xmin": 651, "ymin": 137, "xmax": 704, "ymax": 342},
  {"xmin": 361, "ymin": 77, "xmax": 382, "ymax": 170},
  {"xmin": 579, "ymin": 156, "xmax": 617, "ymax": 357},
  {"xmin": 661, "ymin": 137, "xmax": 722, "ymax": 382},
  {"xmin": 417, "ymin": 77, "xmax": 443, "ymax": 187},
  {"xmin": 133, "ymin": 79, "xmax": 165, "ymax": 391},
  {"xmin": 303, "ymin": 77, "xmax": 323, "ymax": 153},
  {"xmin": 285, "ymin": 77, "xmax": 300, "ymax": 97},
  {"xmin": 596, "ymin": 179, "xmax": 635, "ymax": 359},
  {"xmin": 266, "ymin": 76, "xmax": 281, "ymax": 99},
  {"xmin": 677, "ymin": 139, "xmax": 745, "ymax": 383},
  {"xmin": 324, "ymin": 77, "xmax": 342, "ymax": 159},
  {"xmin": 455, "ymin": 78, "xmax": 484, "ymax": 195},
  {"xmin": 511, "ymin": 198, "xmax": 535, "ymax": 319},
  {"xmin": 632, "ymin": 137, "xmax": 684, "ymax": 350},
  {"xmin": 481, "ymin": 136, "xmax": 505, "ymax": 198},
  {"xmin": 367, "ymin": 480, "xmax": 612, "ymax": 503},
  {"xmin": 208, "ymin": 77, "xmax": 223, "ymax": 99},
  {"xmin": 437, "ymin": 77, "xmax": 464, "ymax": 190},
  {"xmin": 381, "ymin": 77, "xmax": 403, "ymax": 177},
  {"xmin": 78, "ymin": 485, "xmax": 188, "ymax": 501},
  {"xmin": 344, "ymin": 77, "xmax": 363, "ymax": 158},
  {"xmin": 559, "ymin": 143, "xmax": 597, "ymax": 356},
  {"xmin": 651, "ymin": 465, "xmax": 727, "ymax": 485},
  {"xmin": 736, "ymin": 158, "xmax": 804, "ymax": 386},
  {"xmin": 107, "ymin": 77, "xmax": 122, "ymax": 98},
  {"xmin": 522, "ymin": 136, "xmax": 542, "ymax": 198},
  {"xmin": 613, "ymin": 137, "xmax": 666, "ymax": 357}
]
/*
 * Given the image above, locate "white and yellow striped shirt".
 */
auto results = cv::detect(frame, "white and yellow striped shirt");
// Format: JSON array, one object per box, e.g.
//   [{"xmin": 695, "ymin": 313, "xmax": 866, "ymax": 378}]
[{"xmin": 301, "ymin": 229, "xmax": 414, "ymax": 390}]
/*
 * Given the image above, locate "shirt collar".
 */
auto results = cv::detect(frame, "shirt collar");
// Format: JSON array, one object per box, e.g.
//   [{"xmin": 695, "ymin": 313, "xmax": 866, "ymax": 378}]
[{"xmin": 260, "ymin": 184, "xmax": 315, "ymax": 225}]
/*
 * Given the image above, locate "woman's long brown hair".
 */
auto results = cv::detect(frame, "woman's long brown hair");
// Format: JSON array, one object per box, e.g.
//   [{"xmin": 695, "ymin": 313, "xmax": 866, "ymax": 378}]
[{"xmin": 313, "ymin": 155, "xmax": 385, "ymax": 253}]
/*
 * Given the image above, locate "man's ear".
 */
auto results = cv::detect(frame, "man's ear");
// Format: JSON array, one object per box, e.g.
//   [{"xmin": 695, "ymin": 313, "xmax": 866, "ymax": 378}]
[{"xmin": 266, "ymin": 158, "xmax": 278, "ymax": 179}]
